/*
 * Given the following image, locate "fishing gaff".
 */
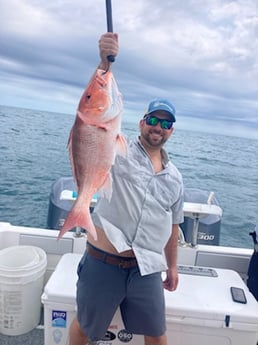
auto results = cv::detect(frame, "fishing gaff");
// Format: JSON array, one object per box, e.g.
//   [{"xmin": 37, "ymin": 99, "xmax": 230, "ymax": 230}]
[{"xmin": 105, "ymin": 0, "xmax": 115, "ymax": 62}]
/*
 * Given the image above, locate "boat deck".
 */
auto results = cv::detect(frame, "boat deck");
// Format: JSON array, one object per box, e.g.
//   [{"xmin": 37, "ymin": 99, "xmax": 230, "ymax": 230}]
[
  {"xmin": 0, "ymin": 328, "xmax": 44, "ymax": 345},
  {"xmin": 0, "ymin": 308, "xmax": 44, "ymax": 345}
]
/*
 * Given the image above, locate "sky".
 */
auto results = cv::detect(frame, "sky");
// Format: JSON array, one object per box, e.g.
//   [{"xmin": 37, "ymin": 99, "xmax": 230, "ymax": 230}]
[{"xmin": 0, "ymin": 0, "xmax": 258, "ymax": 139}]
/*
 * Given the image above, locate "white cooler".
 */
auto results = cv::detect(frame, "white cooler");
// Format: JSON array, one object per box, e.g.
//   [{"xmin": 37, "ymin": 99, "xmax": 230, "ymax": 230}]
[{"xmin": 42, "ymin": 253, "xmax": 258, "ymax": 345}]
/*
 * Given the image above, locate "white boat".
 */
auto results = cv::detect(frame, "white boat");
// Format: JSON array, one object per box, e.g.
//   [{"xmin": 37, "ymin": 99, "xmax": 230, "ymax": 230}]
[{"xmin": 0, "ymin": 183, "xmax": 257, "ymax": 345}]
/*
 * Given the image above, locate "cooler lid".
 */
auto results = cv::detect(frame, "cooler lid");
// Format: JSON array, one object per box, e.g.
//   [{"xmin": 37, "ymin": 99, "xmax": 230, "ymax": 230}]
[
  {"xmin": 165, "ymin": 266, "xmax": 258, "ymax": 331},
  {"xmin": 43, "ymin": 253, "xmax": 82, "ymax": 304}
]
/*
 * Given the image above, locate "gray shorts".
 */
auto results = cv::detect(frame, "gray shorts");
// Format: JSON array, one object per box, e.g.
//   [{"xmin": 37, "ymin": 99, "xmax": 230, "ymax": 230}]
[{"xmin": 76, "ymin": 244, "xmax": 166, "ymax": 341}]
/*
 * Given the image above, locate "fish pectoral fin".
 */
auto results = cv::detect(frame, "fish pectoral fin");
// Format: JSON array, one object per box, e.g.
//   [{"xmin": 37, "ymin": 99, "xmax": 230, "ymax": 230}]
[
  {"xmin": 67, "ymin": 130, "xmax": 77, "ymax": 181},
  {"xmin": 115, "ymin": 134, "xmax": 128, "ymax": 158},
  {"xmin": 98, "ymin": 173, "xmax": 113, "ymax": 201}
]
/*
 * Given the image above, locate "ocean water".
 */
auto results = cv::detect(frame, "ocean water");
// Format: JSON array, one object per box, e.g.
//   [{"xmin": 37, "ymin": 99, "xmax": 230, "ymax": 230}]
[{"xmin": 0, "ymin": 105, "xmax": 257, "ymax": 249}]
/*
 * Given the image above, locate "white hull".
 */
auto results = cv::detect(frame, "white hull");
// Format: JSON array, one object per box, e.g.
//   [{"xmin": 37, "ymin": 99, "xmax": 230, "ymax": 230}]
[
  {"xmin": 0, "ymin": 221, "xmax": 257, "ymax": 345},
  {"xmin": 0, "ymin": 221, "xmax": 253, "ymax": 282}
]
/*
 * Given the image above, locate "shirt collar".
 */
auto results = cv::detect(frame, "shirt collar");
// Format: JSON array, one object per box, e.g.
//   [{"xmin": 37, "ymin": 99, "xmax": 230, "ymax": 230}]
[{"xmin": 136, "ymin": 138, "xmax": 169, "ymax": 168}]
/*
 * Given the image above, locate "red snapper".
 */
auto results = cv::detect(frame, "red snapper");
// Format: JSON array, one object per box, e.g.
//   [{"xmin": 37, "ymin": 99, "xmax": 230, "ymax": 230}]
[{"xmin": 58, "ymin": 69, "xmax": 127, "ymax": 240}]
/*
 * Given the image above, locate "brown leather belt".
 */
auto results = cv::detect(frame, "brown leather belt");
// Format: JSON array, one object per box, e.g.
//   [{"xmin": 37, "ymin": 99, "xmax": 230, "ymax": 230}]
[{"xmin": 86, "ymin": 243, "xmax": 138, "ymax": 269}]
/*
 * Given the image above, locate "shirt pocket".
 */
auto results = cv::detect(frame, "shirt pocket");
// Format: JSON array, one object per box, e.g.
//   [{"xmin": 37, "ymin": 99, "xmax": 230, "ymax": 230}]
[
  {"xmin": 114, "ymin": 153, "xmax": 150, "ymax": 187},
  {"xmin": 151, "ymin": 175, "xmax": 182, "ymax": 211}
]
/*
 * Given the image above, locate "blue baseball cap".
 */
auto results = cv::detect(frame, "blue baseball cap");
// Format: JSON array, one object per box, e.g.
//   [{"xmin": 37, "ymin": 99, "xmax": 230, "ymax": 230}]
[{"xmin": 145, "ymin": 98, "xmax": 176, "ymax": 122}]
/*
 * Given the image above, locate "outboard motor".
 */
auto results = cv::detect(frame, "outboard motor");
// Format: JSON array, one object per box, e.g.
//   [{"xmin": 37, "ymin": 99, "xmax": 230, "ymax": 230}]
[
  {"xmin": 47, "ymin": 177, "xmax": 97, "ymax": 231},
  {"xmin": 47, "ymin": 177, "xmax": 76, "ymax": 230},
  {"xmin": 180, "ymin": 188, "xmax": 222, "ymax": 246},
  {"xmin": 247, "ymin": 225, "xmax": 258, "ymax": 301}
]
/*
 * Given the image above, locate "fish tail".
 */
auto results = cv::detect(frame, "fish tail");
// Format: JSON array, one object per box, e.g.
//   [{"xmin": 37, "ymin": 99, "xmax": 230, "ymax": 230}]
[{"xmin": 57, "ymin": 204, "xmax": 97, "ymax": 240}]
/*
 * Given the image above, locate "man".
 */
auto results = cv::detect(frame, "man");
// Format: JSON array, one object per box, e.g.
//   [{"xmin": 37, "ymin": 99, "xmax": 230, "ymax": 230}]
[{"xmin": 69, "ymin": 33, "xmax": 184, "ymax": 345}]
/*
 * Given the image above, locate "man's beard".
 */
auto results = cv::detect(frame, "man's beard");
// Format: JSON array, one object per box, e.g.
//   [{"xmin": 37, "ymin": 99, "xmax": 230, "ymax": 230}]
[{"xmin": 141, "ymin": 130, "xmax": 167, "ymax": 148}]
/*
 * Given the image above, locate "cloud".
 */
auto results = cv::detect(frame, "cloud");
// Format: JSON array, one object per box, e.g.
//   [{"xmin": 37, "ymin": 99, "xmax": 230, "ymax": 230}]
[{"xmin": 0, "ymin": 0, "xmax": 257, "ymax": 138}]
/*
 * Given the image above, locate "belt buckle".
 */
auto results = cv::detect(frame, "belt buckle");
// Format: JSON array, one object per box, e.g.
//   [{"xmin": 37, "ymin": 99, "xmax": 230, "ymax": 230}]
[
  {"xmin": 118, "ymin": 260, "xmax": 126, "ymax": 269},
  {"xmin": 118, "ymin": 259, "xmax": 136, "ymax": 269}
]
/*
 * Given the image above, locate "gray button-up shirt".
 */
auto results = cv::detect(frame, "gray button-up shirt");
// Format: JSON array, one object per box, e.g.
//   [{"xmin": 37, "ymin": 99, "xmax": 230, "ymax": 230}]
[{"xmin": 92, "ymin": 138, "xmax": 184, "ymax": 275}]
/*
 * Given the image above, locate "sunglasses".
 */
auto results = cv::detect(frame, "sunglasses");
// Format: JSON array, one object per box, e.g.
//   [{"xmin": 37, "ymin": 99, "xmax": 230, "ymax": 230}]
[{"xmin": 144, "ymin": 115, "xmax": 173, "ymax": 130}]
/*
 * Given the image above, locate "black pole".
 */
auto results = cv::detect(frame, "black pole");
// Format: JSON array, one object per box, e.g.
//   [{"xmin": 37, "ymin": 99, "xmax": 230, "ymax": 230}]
[{"xmin": 106, "ymin": 0, "xmax": 115, "ymax": 62}]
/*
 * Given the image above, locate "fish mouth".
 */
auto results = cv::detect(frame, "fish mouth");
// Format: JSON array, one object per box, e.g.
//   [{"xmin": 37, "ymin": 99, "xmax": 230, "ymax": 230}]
[{"xmin": 77, "ymin": 69, "xmax": 122, "ymax": 121}]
